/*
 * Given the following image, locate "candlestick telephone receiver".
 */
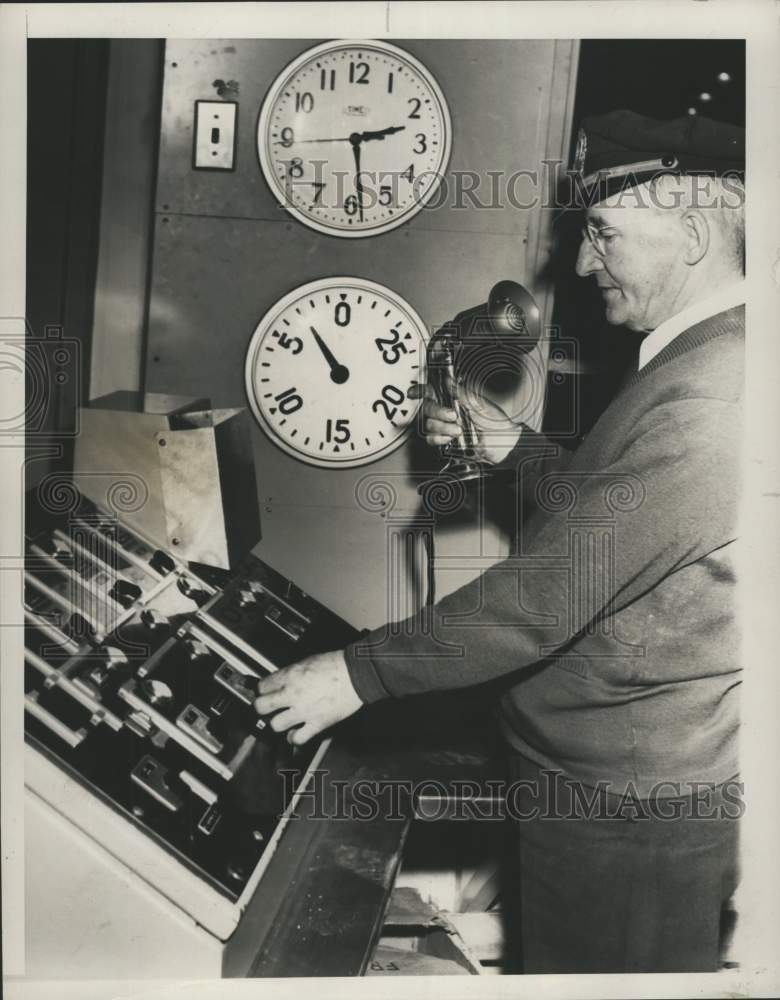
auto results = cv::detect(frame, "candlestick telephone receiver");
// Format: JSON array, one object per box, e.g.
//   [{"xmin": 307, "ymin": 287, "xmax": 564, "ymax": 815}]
[{"xmin": 427, "ymin": 279, "xmax": 541, "ymax": 482}]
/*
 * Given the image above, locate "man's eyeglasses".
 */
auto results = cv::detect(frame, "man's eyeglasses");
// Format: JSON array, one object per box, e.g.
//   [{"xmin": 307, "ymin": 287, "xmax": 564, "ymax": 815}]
[{"xmin": 580, "ymin": 222, "xmax": 619, "ymax": 256}]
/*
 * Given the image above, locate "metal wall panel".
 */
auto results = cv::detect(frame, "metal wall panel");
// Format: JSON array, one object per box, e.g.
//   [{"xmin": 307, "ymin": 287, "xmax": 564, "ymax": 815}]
[
  {"xmin": 146, "ymin": 38, "xmax": 578, "ymax": 628},
  {"xmin": 156, "ymin": 38, "xmax": 561, "ymax": 238}
]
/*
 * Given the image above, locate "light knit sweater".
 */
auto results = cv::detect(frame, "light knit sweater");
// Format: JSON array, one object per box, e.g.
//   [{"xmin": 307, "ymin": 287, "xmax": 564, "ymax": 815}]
[{"xmin": 344, "ymin": 306, "xmax": 744, "ymax": 797}]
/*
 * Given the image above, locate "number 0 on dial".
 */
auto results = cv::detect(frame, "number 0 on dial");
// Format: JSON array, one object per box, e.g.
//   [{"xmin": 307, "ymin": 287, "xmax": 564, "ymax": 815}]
[{"xmin": 245, "ymin": 277, "xmax": 429, "ymax": 468}]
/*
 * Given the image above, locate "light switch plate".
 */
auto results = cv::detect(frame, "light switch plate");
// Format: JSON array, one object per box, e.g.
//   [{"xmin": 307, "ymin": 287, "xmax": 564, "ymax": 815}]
[{"xmin": 193, "ymin": 101, "xmax": 237, "ymax": 171}]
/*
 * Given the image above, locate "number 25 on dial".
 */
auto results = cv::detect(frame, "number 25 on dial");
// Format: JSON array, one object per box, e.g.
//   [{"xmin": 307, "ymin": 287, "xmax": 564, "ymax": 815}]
[{"xmin": 244, "ymin": 277, "xmax": 429, "ymax": 468}]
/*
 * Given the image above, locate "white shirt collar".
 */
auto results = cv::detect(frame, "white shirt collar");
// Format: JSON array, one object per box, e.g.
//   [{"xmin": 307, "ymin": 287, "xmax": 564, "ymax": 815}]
[{"xmin": 637, "ymin": 280, "xmax": 745, "ymax": 370}]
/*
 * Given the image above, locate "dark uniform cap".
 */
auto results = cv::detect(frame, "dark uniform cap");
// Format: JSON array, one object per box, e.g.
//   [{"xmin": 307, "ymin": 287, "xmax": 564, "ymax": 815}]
[{"xmin": 571, "ymin": 109, "xmax": 744, "ymax": 205}]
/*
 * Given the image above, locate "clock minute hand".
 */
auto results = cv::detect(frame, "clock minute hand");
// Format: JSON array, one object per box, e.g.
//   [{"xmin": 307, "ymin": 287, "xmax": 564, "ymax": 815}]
[
  {"xmin": 274, "ymin": 127, "xmax": 406, "ymax": 146},
  {"xmin": 349, "ymin": 134, "xmax": 365, "ymax": 223},
  {"xmin": 310, "ymin": 326, "xmax": 349, "ymax": 385},
  {"xmin": 276, "ymin": 136, "xmax": 352, "ymax": 144}
]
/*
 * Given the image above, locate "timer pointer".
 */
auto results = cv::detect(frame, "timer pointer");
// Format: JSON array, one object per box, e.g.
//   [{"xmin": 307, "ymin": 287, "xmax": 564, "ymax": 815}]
[{"xmin": 310, "ymin": 326, "xmax": 349, "ymax": 384}]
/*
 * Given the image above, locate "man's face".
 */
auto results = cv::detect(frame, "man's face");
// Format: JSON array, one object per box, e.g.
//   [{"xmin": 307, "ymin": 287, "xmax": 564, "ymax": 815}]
[{"xmin": 575, "ymin": 191, "xmax": 686, "ymax": 332}]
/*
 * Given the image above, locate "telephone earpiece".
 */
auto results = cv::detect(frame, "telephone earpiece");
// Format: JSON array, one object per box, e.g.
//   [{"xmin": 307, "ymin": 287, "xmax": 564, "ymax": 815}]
[{"xmin": 425, "ymin": 279, "xmax": 541, "ymax": 483}]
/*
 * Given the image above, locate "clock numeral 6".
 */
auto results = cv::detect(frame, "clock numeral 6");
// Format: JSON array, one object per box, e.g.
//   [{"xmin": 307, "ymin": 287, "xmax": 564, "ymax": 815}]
[
  {"xmin": 375, "ymin": 328, "xmax": 409, "ymax": 365},
  {"xmin": 325, "ymin": 418, "xmax": 351, "ymax": 443},
  {"xmin": 344, "ymin": 195, "xmax": 359, "ymax": 217},
  {"xmin": 371, "ymin": 385, "xmax": 405, "ymax": 421},
  {"xmin": 277, "ymin": 331, "xmax": 303, "ymax": 354},
  {"xmin": 294, "ymin": 92, "xmax": 314, "ymax": 113},
  {"xmin": 275, "ymin": 387, "xmax": 303, "ymax": 415}
]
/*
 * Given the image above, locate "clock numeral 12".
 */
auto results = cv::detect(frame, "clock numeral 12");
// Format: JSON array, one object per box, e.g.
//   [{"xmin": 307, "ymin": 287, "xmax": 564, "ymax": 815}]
[
  {"xmin": 275, "ymin": 387, "xmax": 303, "ymax": 415},
  {"xmin": 349, "ymin": 61, "xmax": 370, "ymax": 85}
]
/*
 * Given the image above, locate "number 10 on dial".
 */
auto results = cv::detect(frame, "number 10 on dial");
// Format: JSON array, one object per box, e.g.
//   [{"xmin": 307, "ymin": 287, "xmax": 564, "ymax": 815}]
[{"xmin": 244, "ymin": 277, "xmax": 429, "ymax": 468}]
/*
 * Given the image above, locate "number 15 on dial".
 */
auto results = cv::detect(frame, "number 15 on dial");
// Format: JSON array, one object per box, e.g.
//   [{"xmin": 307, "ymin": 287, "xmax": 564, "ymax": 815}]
[{"xmin": 244, "ymin": 277, "xmax": 429, "ymax": 469}]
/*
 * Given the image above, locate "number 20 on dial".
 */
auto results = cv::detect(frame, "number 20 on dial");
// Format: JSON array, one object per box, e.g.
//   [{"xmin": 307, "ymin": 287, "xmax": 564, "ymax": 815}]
[{"xmin": 244, "ymin": 278, "xmax": 429, "ymax": 468}]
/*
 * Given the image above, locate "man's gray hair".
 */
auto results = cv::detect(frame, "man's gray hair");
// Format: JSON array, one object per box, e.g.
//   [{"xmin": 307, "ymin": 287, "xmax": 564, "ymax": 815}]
[{"xmin": 649, "ymin": 173, "xmax": 745, "ymax": 273}]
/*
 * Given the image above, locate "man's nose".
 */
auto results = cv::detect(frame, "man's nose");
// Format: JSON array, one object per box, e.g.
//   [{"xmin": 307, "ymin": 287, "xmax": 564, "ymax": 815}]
[{"xmin": 575, "ymin": 237, "xmax": 603, "ymax": 277}]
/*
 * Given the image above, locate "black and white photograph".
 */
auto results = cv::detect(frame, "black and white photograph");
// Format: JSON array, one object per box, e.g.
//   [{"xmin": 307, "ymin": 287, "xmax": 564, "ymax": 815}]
[{"xmin": 1, "ymin": 2, "xmax": 779, "ymax": 998}]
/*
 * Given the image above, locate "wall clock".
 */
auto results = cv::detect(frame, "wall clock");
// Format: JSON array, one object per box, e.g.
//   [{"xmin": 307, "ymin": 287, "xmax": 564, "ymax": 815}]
[
  {"xmin": 256, "ymin": 39, "xmax": 452, "ymax": 237},
  {"xmin": 245, "ymin": 277, "xmax": 429, "ymax": 468}
]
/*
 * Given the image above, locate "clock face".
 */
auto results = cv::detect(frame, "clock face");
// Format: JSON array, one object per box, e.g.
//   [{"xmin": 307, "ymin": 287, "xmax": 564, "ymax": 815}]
[
  {"xmin": 257, "ymin": 39, "xmax": 452, "ymax": 237},
  {"xmin": 245, "ymin": 277, "xmax": 428, "ymax": 468}
]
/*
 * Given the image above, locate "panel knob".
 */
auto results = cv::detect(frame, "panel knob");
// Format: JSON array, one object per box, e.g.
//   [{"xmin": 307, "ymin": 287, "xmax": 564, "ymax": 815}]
[
  {"xmin": 140, "ymin": 608, "xmax": 170, "ymax": 630},
  {"xmin": 183, "ymin": 638, "xmax": 210, "ymax": 662}
]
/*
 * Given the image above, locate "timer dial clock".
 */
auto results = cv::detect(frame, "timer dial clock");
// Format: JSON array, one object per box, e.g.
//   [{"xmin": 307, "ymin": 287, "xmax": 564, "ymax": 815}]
[
  {"xmin": 244, "ymin": 277, "xmax": 429, "ymax": 468},
  {"xmin": 257, "ymin": 39, "xmax": 452, "ymax": 237}
]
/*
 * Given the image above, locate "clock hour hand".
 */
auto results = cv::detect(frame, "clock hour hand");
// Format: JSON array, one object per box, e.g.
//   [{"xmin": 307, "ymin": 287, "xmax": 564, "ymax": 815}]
[
  {"xmin": 310, "ymin": 326, "xmax": 349, "ymax": 384},
  {"xmin": 357, "ymin": 125, "xmax": 406, "ymax": 142}
]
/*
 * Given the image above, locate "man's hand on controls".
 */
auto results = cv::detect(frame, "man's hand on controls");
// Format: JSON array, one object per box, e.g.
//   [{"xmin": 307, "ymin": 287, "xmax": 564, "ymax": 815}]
[
  {"xmin": 254, "ymin": 649, "xmax": 362, "ymax": 745},
  {"xmin": 408, "ymin": 378, "xmax": 523, "ymax": 465}
]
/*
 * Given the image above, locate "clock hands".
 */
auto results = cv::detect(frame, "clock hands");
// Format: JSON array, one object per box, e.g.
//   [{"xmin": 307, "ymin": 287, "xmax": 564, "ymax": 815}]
[
  {"xmin": 271, "ymin": 125, "xmax": 407, "ymax": 222},
  {"xmin": 310, "ymin": 326, "xmax": 349, "ymax": 384},
  {"xmin": 347, "ymin": 128, "xmax": 405, "ymax": 223}
]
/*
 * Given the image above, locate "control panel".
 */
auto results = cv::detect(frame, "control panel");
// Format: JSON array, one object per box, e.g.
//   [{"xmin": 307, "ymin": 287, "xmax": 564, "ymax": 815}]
[{"xmin": 24, "ymin": 487, "xmax": 357, "ymax": 902}]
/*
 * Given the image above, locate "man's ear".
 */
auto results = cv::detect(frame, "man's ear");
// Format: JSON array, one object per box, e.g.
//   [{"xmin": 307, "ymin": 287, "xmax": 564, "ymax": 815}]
[{"xmin": 680, "ymin": 209, "xmax": 710, "ymax": 266}]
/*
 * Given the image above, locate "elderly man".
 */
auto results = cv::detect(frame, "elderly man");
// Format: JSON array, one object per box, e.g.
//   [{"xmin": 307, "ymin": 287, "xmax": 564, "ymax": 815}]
[{"xmin": 254, "ymin": 111, "xmax": 745, "ymax": 973}]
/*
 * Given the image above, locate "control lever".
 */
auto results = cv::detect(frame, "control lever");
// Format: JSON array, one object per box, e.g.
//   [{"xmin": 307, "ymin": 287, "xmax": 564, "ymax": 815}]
[
  {"xmin": 177, "ymin": 575, "xmax": 210, "ymax": 606},
  {"xmin": 131, "ymin": 755, "xmax": 183, "ymax": 812},
  {"xmin": 109, "ymin": 579, "xmax": 143, "ymax": 608},
  {"xmin": 140, "ymin": 608, "xmax": 170, "ymax": 631},
  {"xmin": 176, "ymin": 704, "xmax": 224, "ymax": 755}
]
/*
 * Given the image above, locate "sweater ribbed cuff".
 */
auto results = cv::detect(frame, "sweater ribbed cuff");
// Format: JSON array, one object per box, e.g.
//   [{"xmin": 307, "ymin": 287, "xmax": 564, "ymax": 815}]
[{"xmin": 343, "ymin": 637, "xmax": 394, "ymax": 705}]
